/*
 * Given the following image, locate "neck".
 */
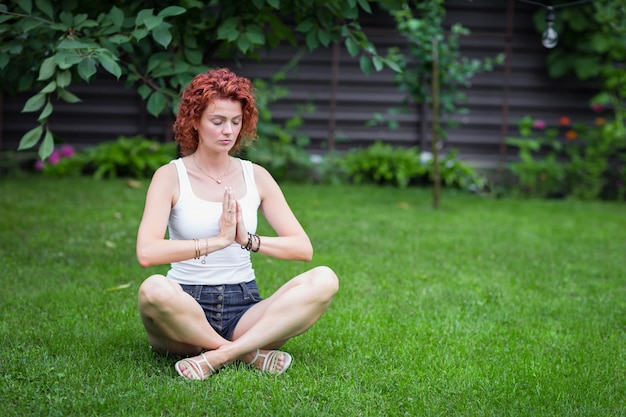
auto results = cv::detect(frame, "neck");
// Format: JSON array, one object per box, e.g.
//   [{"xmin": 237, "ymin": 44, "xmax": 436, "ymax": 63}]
[{"xmin": 192, "ymin": 152, "xmax": 232, "ymax": 184}]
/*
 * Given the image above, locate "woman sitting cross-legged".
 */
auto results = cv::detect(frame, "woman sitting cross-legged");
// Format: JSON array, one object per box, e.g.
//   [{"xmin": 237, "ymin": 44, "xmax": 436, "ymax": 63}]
[{"xmin": 135, "ymin": 68, "xmax": 339, "ymax": 379}]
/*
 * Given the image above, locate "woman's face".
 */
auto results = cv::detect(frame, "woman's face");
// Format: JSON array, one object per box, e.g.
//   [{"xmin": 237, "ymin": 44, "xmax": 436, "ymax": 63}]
[{"xmin": 195, "ymin": 98, "xmax": 243, "ymax": 153}]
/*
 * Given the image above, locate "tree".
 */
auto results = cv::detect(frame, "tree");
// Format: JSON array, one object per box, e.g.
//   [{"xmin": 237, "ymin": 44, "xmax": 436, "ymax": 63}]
[{"xmin": 0, "ymin": 0, "xmax": 400, "ymax": 160}]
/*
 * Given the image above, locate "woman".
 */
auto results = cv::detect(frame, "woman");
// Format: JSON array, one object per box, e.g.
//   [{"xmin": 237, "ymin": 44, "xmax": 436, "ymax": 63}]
[{"xmin": 136, "ymin": 68, "xmax": 339, "ymax": 380}]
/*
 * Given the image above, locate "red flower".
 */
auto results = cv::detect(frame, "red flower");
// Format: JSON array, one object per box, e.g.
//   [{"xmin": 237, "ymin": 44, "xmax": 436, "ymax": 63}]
[
  {"xmin": 559, "ymin": 116, "xmax": 571, "ymax": 127},
  {"xmin": 565, "ymin": 130, "xmax": 578, "ymax": 140},
  {"xmin": 591, "ymin": 104, "xmax": 603, "ymax": 113}
]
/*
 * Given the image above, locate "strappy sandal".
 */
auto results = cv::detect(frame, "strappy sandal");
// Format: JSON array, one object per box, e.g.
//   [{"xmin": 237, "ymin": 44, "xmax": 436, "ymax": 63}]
[
  {"xmin": 247, "ymin": 349, "xmax": 293, "ymax": 375},
  {"xmin": 175, "ymin": 351, "xmax": 216, "ymax": 380}
]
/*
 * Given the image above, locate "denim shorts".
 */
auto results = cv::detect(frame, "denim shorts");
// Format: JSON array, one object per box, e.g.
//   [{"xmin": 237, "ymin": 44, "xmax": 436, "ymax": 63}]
[{"xmin": 179, "ymin": 280, "xmax": 263, "ymax": 341}]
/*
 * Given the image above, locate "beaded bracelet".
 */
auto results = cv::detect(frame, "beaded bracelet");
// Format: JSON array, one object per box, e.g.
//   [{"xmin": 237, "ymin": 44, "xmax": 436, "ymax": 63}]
[{"xmin": 241, "ymin": 232, "xmax": 260, "ymax": 252}]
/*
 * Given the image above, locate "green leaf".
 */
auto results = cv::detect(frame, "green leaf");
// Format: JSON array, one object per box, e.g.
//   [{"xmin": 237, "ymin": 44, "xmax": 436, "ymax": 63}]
[
  {"xmin": 38, "ymin": 101, "xmax": 53, "ymax": 121},
  {"xmin": 77, "ymin": 57, "xmax": 97, "ymax": 81},
  {"xmin": 357, "ymin": 0, "xmax": 372, "ymax": 13},
  {"xmin": 35, "ymin": 0, "xmax": 54, "ymax": 19},
  {"xmin": 345, "ymin": 37, "xmax": 359, "ymax": 57},
  {"xmin": 305, "ymin": 30, "xmax": 318, "ymax": 50},
  {"xmin": 40, "ymin": 81, "xmax": 56, "ymax": 93},
  {"xmin": 143, "ymin": 15, "xmax": 163, "ymax": 30},
  {"xmin": 372, "ymin": 55, "xmax": 383, "ymax": 72},
  {"xmin": 217, "ymin": 17, "xmax": 240, "ymax": 42},
  {"xmin": 137, "ymin": 84, "xmax": 152, "ymax": 100},
  {"xmin": 359, "ymin": 55, "xmax": 373, "ymax": 75},
  {"xmin": 54, "ymin": 50, "xmax": 83, "ymax": 69},
  {"xmin": 296, "ymin": 20, "xmax": 314, "ymax": 33},
  {"xmin": 16, "ymin": 0, "xmax": 32, "ymax": 14},
  {"xmin": 58, "ymin": 89, "xmax": 81, "ymax": 103},
  {"xmin": 267, "ymin": 0, "xmax": 280, "ymax": 8},
  {"xmin": 38, "ymin": 56, "xmax": 56, "ymax": 81},
  {"xmin": 251, "ymin": 0, "xmax": 264, "ymax": 8},
  {"xmin": 22, "ymin": 93, "xmax": 46, "ymax": 113},
  {"xmin": 317, "ymin": 29, "xmax": 331, "ymax": 47},
  {"xmin": 108, "ymin": 34, "xmax": 131, "ymax": 44},
  {"xmin": 109, "ymin": 6, "xmax": 124, "ymax": 29},
  {"xmin": 18, "ymin": 125, "xmax": 43, "ymax": 150},
  {"xmin": 135, "ymin": 8, "xmax": 155, "ymax": 27},
  {"xmin": 152, "ymin": 23, "xmax": 173, "ymax": 48},
  {"xmin": 132, "ymin": 28, "xmax": 149, "ymax": 41},
  {"xmin": 183, "ymin": 48, "xmax": 203, "ymax": 65},
  {"xmin": 157, "ymin": 6, "xmax": 186, "ymax": 18},
  {"xmin": 59, "ymin": 11, "xmax": 73, "ymax": 26},
  {"xmin": 38, "ymin": 129, "xmax": 55, "ymax": 160},
  {"xmin": 97, "ymin": 52, "xmax": 122, "ymax": 79},
  {"xmin": 147, "ymin": 92, "xmax": 166, "ymax": 116},
  {"xmin": 57, "ymin": 39, "xmax": 90, "ymax": 49},
  {"xmin": 245, "ymin": 26, "xmax": 265, "ymax": 45}
]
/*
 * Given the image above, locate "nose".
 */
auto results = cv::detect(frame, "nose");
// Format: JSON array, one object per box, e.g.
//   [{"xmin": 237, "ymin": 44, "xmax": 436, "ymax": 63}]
[{"xmin": 223, "ymin": 121, "xmax": 233, "ymax": 135}]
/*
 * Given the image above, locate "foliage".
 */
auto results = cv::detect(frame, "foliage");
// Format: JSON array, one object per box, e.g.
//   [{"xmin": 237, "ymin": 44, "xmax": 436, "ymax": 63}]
[
  {"xmin": 339, "ymin": 141, "xmax": 486, "ymax": 192},
  {"xmin": 0, "ymin": 0, "xmax": 401, "ymax": 160},
  {"xmin": 237, "ymin": 74, "xmax": 315, "ymax": 183},
  {"xmin": 534, "ymin": 0, "xmax": 626, "ymax": 125},
  {"xmin": 40, "ymin": 135, "xmax": 178, "ymax": 179},
  {"xmin": 341, "ymin": 141, "xmax": 425, "ymax": 188},
  {"xmin": 375, "ymin": 0, "xmax": 503, "ymax": 133},
  {"xmin": 506, "ymin": 113, "xmax": 626, "ymax": 200}
]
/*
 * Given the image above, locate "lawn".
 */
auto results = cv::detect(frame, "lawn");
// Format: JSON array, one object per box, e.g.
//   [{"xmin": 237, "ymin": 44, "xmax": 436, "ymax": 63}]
[{"xmin": 1, "ymin": 176, "xmax": 624, "ymax": 416}]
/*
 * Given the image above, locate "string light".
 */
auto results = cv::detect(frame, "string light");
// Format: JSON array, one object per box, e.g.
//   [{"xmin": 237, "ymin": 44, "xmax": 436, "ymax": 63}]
[{"xmin": 517, "ymin": 0, "xmax": 594, "ymax": 49}]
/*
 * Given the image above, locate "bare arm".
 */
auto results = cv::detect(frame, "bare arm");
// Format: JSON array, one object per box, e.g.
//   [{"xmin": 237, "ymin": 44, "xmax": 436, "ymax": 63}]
[
  {"xmin": 135, "ymin": 164, "xmax": 236, "ymax": 267},
  {"xmin": 246, "ymin": 164, "xmax": 313, "ymax": 262}
]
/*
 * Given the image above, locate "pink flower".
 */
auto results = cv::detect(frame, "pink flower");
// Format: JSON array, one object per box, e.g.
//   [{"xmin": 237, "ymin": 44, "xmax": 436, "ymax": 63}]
[
  {"xmin": 617, "ymin": 180, "xmax": 623, "ymax": 188},
  {"xmin": 591, "ymin": 104, "xmax": 603, "ymax": 113},
  {"xmin": 34, "ymin": 160, "xmax": 45, "ymax": 171},
  {"xmin": 532, "ymin": 119, "xmax": 546, "ymax": 130},
  {"xmin": 48, "ymin": 150, "xmax": 61, "ymax": 165},
  {"xmin": 60, "ymin": 145, "xmax": 75, "ymax": 157}
]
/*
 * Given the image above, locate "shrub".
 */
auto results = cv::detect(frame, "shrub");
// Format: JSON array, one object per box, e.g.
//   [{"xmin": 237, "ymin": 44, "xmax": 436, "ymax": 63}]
[
  {"xmin": 341, "ymin": 141, "xmax": 425, "ymax": 188},
  {"xmin": 506, "ymin": 111, "xmax": 626, "ymax": 200},
  {"xmin": 40, "ymin": 135, "xmax": 178, "ymax": 179},
  {"xmin": 339, "ymin": 141, "xmax": 486, "ymax": 192}
]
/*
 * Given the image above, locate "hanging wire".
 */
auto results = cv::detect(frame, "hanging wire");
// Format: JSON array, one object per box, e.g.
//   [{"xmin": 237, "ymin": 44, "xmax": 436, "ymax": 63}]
[{"xmin": 517, "ymin": 0, "xmax": 594, "ymax": 9}]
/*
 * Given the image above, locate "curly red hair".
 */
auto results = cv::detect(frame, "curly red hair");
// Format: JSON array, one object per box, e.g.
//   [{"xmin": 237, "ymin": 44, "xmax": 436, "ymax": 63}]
[{"xmin": 173, "ymin": 68, "xmax": 258, "ymax": 155}]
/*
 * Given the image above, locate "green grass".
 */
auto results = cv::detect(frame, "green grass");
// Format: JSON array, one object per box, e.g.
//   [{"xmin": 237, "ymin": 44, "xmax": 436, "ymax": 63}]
[{"xmin": 1, "ymin": 176, "xmax": 625, "ymax": 416}]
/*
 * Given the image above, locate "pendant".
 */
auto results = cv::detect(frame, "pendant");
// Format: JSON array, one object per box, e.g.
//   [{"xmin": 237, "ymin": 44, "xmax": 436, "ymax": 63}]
[{"xmin": 216, "ymin": 180, "xmax": 222, "ymax": 184}]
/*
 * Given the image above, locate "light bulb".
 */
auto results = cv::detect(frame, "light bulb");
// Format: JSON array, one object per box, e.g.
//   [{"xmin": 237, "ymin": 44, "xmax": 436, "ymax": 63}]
[
  {"xmin": 542, "ymin": 24, "xmax": 558, "ymax": 48},
  {"xmin": 542, "ymin": 6, "xmax": 558, "ymax": 49}
]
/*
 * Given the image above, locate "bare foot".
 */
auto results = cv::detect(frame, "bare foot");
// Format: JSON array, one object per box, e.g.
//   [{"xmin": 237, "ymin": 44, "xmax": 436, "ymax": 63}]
[
  {"xmin": 175, "ymin": 350, "xmax": 229, "ymax": 380},
  {"xmin": 243, "ymin": 349, "xmax": 293, "ymax": 374}
]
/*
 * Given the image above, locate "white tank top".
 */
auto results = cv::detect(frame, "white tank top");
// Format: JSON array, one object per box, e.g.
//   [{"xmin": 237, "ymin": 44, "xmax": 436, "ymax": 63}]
[{"xmin": 166, "ymin": 158, "xmax": 260, "ymax": 285}]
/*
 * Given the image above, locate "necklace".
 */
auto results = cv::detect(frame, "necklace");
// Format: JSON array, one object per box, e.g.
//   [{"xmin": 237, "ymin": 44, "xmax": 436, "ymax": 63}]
[{"xmin": 193, "ymin": 154, "xmax": 231, "ymax": 184}]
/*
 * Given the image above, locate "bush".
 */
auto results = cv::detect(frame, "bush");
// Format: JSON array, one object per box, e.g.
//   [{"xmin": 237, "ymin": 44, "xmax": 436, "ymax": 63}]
[
  {"xmin": 339, "ymin": 141, "xmax": 487, "ymax": 192},
  {"xmin": 506, "ymin": 112, "xmax": 626, "ymax": 200},
  {"xmin": 341, "ymin": 141, "xmax": 425, "ymax": 188},
  {"xmin": 40, "ymin": 135, "xmax": 178, "ymax": 179}
]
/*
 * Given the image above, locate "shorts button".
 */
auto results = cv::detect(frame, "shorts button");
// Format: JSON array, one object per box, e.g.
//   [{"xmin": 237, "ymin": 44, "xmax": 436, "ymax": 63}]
[
  {"xmin": 218, "ymin": 295, "xmax": 223, "ymax": 301},
  {"xmin": 216, "ymin": 313, "xmax": 221, "ymax": 318},
  {"xmin": 217, "ymin": 304, "xmax": 222, "ymax": 309},
  {"xmin": 216, "ymin": 286, "xmax": 223, "ymax": 291}
]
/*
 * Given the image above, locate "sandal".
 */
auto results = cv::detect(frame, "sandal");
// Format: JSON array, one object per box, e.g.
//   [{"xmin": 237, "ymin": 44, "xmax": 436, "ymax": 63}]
[
  {"xmin": 175, "ymin": 351, "xmax": 216, "ymax": 380},
  {"xmin": 247, "ymin": 349, "xmax": 293, "ymax": 375}
]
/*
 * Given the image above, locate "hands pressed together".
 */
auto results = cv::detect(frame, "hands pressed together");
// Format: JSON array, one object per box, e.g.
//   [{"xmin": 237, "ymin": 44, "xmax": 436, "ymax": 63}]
[{"xmin": 218, "ymin": 187, "xmax": 249, "ymax": 249}]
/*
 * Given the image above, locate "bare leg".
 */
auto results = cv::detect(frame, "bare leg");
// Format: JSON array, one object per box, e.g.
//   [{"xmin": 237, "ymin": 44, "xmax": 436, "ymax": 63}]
[
  {"xmin": 182, "ymin": 266, "xmax": 339, "ymax": 374},
  {"xmin": 137, "ymin": 274, "xmax": 230, "ymax": 358}
]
